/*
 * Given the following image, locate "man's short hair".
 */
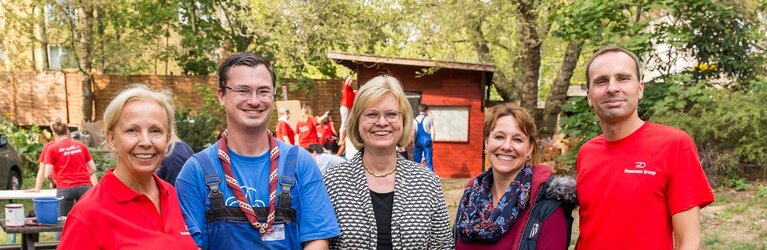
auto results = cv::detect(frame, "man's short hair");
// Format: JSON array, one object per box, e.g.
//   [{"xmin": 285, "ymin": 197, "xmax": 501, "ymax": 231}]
[
  {"xmin": 584, "ymin": 46, "xmax": 643, "ymax": 89},
  {"xmin": 306, "ymin": 144, "xmax": 325, "ymax": 154},
  {"xmin": 418, "ymin": 104, "xmax": 429, "ymax": 112},
  {"xmin": 278, "ymin": 107, "xmax": 289, "ymax": 114},
  {"xmin": 217, "ymin": 52, "xmax": 277, "ymax": 93}
]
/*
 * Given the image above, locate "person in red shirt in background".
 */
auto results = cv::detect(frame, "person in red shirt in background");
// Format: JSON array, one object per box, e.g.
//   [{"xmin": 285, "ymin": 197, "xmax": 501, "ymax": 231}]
[
  {"xmin": 319, "ymin": 111, "xmax": 340, "ymax": 154},
  {"xmin": 576, "ymin": 46, "xmax": 714, "ymax": 250},
  {"xmin": 27, "ymin": 119, "xmax": 98, "ymax": 217},
  {"xmin": 276, "ymin": 107, "xmax": 296, "ymax": 145},
  {"xmin": 27, "ymin": 139, "xmax": 56, "ymax": 192},
  {"xmin": 296, "ymin": 105, "xmax": 329, "ymax": 149},
  {"xmin": 337, "ymin": 75, "xmax": 356, "ymax": 156}
]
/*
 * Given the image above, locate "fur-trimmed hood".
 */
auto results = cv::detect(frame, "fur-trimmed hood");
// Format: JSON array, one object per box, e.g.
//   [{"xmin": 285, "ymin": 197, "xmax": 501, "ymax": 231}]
[{"xmin": 544, "ymin": 175, "xmax": 578, "ymax": 208}]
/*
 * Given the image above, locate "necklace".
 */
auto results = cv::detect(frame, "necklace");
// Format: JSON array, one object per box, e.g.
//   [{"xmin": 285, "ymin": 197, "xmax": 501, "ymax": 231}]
[{"xmin": 364, "ymin": 165, "xmax": 396, "ymax": 178}]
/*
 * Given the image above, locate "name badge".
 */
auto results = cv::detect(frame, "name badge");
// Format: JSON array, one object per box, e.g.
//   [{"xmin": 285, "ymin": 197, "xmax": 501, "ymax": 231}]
[{"xmin": 262, "ymin": 224, "xmax": 286, "ymax": 241}]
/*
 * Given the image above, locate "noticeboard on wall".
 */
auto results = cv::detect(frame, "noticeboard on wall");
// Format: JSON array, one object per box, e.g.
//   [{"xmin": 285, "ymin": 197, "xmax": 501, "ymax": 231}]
[{"xmin": 429, "ymin": 106, "xmax": 469, "ymax": 142}]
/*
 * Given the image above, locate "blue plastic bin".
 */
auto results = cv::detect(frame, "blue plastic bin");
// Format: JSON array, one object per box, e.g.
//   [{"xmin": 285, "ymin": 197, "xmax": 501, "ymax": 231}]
[{"xmin": 32, "ymin": 197, "xmax": 59, "ymax": 225}]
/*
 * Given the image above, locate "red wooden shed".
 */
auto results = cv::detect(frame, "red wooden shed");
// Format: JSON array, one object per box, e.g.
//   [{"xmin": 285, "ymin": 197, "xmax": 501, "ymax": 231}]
[{"xmin": 328, "ymin": 52, "xmax": 495, "ymax": 178}]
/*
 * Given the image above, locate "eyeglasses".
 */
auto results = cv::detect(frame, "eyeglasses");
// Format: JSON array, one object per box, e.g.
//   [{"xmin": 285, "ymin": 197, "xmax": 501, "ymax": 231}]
[
  {"xmin": 224, "ymin": 86, "xmax": 275, "ymax": 101},
  {"xmin": 362, "ymin": 111, "xmax": 401, "ymax": 123}
]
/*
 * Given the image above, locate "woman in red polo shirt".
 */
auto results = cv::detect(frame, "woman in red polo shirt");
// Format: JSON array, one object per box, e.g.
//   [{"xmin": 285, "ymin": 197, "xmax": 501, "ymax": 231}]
[{"xmin": 59, "ymin": 84, "xmax": 196, "ymax": 249}]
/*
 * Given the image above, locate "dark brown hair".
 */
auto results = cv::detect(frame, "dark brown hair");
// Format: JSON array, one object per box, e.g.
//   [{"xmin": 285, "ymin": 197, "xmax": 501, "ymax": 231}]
[{"xmin": 217, "ymin": 52, "xmax": 277, "ymax": 93}]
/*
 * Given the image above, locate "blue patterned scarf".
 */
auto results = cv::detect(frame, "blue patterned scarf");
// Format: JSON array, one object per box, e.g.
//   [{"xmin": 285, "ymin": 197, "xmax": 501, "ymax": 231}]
[{"xmin": 455, "ymin": 166, "xmax": 533, "ymax": 243}]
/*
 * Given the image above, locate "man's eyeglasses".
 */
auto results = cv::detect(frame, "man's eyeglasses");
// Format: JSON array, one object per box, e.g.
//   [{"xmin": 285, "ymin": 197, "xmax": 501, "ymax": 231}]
[
  {"xmin": 224, "ymin": 86, "xmax": 275, "ymax": 101},
  {"xmin": 362, "ymin": 111, "xmax": 401, "ymax": 123}
]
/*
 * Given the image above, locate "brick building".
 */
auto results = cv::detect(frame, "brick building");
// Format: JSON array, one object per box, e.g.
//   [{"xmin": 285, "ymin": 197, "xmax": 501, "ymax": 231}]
[{"xmin": 328, "ymin": 52, "xmax": 495, "ymax": 178}]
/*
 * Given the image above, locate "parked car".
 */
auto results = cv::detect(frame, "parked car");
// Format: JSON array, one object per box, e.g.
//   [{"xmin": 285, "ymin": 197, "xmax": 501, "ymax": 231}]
[{"xmin": 0, "ymin": 133, "xmax": 22, "ymax": 190}]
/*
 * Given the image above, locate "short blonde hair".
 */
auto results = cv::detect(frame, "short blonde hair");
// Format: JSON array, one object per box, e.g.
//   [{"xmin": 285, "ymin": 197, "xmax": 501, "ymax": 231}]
[
  {"xmin": 347, "ymin": 75, "xmax": 414, "ymax": 150},
  {"xmin": 103, "ymin": 84, "xmax": 178, "ymax": 150}
]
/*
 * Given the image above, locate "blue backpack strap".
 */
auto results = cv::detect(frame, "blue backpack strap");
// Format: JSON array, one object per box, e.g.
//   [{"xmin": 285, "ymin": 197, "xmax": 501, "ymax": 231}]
[
  {"xmin": 277, "ymin": 146, "xmax": 299, "ymax": 210},
  {"xmin": 191, "ymin": 148, "xmax": 225, "ymax": 210}
]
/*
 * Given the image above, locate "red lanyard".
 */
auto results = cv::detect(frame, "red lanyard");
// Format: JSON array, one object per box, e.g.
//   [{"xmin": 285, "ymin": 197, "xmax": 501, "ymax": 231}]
[{"xmin": 216, "ymin": 130, "xmax": 280, "ymax": 237}]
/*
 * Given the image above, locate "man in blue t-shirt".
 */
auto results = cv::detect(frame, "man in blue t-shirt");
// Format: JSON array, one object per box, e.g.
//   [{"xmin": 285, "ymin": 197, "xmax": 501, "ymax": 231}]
[{"xmin": 175, "ymin": 52, "xmax": 340, "ymax": 249}]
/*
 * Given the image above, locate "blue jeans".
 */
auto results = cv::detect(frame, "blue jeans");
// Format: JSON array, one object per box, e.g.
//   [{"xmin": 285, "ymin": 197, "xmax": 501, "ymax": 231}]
[{"xmin": 57, "ymin": 185, "xmax": 92, "ymax": 216}]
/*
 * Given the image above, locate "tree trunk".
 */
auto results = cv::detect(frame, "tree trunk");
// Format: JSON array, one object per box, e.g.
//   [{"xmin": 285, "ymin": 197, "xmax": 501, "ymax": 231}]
[
  {"xmin": 470, "ymin": 17, "xmax": 513, "ymax": 101},
  {"xmin": 514, "ymin": 0, "xmax": 543, "ymax": 116},
  {"xmin": 81, "ymin": 74, "xmax": 94, "ymax": 122},
  {"xmin": 540, "ymin": 39, "xmax": 584, "ymax": 138},
  {"xmin": 79, "ymin": 3, "xmax": 95, "ymax": 122},
  {"xmin": 37, "ymin": 5, "xmax": 49, "ymax": 71}
]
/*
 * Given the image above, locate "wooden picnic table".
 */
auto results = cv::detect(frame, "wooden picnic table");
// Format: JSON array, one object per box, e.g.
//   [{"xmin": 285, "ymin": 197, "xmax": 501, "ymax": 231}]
[
  {"xmin": 0, "ymin": 189, "xmax": 59, "ymax": 250},
  {"xmin": 0, "ymin": 221, "xmax": 62, "ymax": 250}
]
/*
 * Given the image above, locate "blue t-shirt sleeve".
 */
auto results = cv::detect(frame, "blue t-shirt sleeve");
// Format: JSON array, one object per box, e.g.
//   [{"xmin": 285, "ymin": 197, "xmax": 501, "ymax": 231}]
[
  {"xmin": 295, "ymin": 149, "xmax": 341, "ymax": 243},
  {"xmin": 175, "ymin": 157, "xmax": 208, "ymax": 248}
]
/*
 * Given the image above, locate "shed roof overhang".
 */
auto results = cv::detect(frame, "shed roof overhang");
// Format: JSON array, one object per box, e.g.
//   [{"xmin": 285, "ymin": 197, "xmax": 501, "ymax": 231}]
[{"xmin": 328, "ymin": 51, "xmax": 496, "ymax": 73}]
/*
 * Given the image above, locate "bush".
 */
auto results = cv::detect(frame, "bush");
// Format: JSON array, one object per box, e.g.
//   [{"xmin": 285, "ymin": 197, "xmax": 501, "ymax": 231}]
[
  {"xmin": 175, "ymin": 83, "xmax": 225, "ymax": 151},
  {"xmin": 646, "ymin": 75, "xmax": 767, "ymax": 185},
  {"xmin": 0, "ymin": 115, "xmax": 46, "ymax": 170},
  {"xmin": 556, "ymin": 96, "xmax": 602, "ymax": 173},
  {"xmin": 176, "ymin": 110, "xmax": 223, "ymax": 152}
]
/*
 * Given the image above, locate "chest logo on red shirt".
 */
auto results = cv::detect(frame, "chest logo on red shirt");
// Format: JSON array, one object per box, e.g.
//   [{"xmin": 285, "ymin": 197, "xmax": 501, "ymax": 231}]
[{"xmin": 624, "ymin": 161, "xmax": 656, "ymax": 176}]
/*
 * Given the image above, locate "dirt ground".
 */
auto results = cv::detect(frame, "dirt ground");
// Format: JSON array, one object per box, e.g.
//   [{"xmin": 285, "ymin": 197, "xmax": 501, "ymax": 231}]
[{"xmin": 440, "ymin": 179, "xmax": 767, "ymax": 249}]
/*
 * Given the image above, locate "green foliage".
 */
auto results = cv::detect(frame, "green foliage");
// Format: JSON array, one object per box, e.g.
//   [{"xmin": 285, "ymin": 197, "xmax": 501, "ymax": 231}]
[
  {"xmin": 556, "ymin": 96, "xmax": 601, "ymax": 172},
  {"xmin": 647, "ymin": 76, "xmax": 767, "ymax": 184},
  {"xmin": 0, "ymin": 116, "xmax": 45, "ymax": 170},
  {"xmin": 175, "ymin": 84, "xmax": 225, "ymax": 151},
  {"xmin": 757, "ymin": 185, "xmax": 767, "ymax": 198},
  {"xmin": 649, "ymin": 0, "xmax": 765, "ymax": 87},
  {"xmin": 553, "ymin": 0, "xmax": 653, "ymax": 54},
  {"xmin": 723, "ymin": 177, "xmax": 751, "ymax": 191},
  {"xmin": 90, "ymin": 151, "xmax": 115, "ymax": 178},
  {"xmin": 41, "ymin": 0, "xmax": 177, "ymax": 74}
]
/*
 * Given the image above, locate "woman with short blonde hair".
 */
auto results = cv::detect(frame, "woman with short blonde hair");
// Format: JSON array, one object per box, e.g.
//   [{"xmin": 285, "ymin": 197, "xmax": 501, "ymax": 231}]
[
  {"xmin": 324, "ymin": 75, "xmax": 453, "ymax": 249},
  {"xmin": 59, "ymin": 84, "xmax": 196, "ymax": 249}
]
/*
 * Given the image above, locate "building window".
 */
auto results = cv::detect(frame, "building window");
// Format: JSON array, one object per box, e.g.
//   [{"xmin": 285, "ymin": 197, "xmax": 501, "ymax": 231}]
[
  {"xmin": 430, "ymin": 106, "xmax": 470, "ymax": 142},
  {"xmin": 48, "ymin": 45, "xmax": 73, "ymax": 70}
]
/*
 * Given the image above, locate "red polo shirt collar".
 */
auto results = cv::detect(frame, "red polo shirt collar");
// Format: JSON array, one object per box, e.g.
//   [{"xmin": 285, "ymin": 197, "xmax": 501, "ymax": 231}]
[{"xmin": 103, "ymin": 169, "xmax": 170, "ymax": 203}]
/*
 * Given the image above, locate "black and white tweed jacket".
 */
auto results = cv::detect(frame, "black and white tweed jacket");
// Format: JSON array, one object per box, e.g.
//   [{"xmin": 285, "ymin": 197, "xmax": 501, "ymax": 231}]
[{"xmin": 323, "ymin": 151, "xmax": 454, "ymax": 249}]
